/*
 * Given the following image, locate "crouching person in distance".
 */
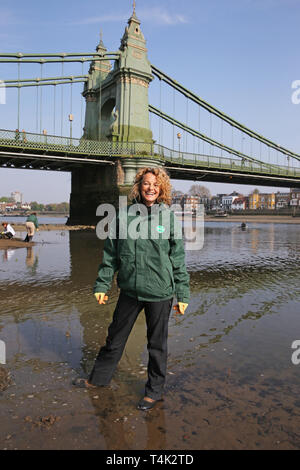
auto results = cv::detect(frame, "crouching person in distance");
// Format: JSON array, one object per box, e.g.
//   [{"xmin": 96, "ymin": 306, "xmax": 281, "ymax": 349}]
[{"xmin": 0, "ymin": 222, "xmax": 15, "ymax": 239}]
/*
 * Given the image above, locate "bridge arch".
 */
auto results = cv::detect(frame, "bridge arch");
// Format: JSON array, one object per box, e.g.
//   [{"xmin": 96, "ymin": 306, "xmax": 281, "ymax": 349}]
[{"xmin": 101, "ymin": 97, "xmax": 117, "ymax": 140}]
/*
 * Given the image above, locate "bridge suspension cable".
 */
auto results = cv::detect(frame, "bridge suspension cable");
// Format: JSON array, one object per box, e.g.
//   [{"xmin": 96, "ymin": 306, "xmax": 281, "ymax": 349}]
[
  {"xmin": 40, "ymin": 63, "xmax": 43, "ymax": 134},
  {"xmin": 0, "ymin": 52, "xmax": 120, "ymax": 65},
  {"xmin": 0, "ymin": 48, "xmax": 121, "ymax": 139},
  {"xmin": 149, "ymin": 104, "xmax": 274, "ymax": 166},
  {"xmin": 61, "ymin": 63, "xmax": 64, "ymax": 137},
  {"xmin": 3, "ymin": 75, "xmax": 88, "ymax": 87},
  {"xmin": 53, "ymin": 84, "xmax": 56, "ymax": 136},
  {"xmin": 17, "ymin": 62, "xmax": 20, "ymax": 130},
  {"xmin": 151, "ymin": 64, "xmax": 300, "ymax": 162}
]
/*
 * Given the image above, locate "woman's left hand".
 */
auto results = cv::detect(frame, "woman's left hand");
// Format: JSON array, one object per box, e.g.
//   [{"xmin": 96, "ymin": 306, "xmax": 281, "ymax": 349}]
[{"xmin": 173, "ymin": 302, "xmax": 188, "ymax": 315}]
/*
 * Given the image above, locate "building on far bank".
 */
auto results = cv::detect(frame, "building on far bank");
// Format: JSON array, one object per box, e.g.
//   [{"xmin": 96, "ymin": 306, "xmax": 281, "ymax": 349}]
[
  {"xmin": 1, "ymin": 202, "xmax": 18, "ymax": 212},
  {"xmin": 172, "ymin": 194, "xmax": 183, "ymax": 207},
  {"xmin": 221, "ymin": 192, "xmax": 240, "ymax": 211},
  {"xmin": 172, "ymin": 194, "xmax": 210, "ymax": 212},
  {"xmin": 259, "ymin": 193, "xmax": 275, "ymax": 209},
  {"xmin": 290, "ymin": 188, "xmax": 300, "ymax": 207},
  {"xmin": 249, "ymin": 192, "xmax": 275, "ymax": 210},
  {"xmin": 210, "ymin": 195, "xmax": 222, "ymax": 211},
  {"xmin": 181, "ymin": 195, "xmax": 201, "ymax": 212},
  {"xmin": 232, "ymin": 197, "xmax": 247, "ymax": 210},
  {"xmin": 275, "ymin": 191, "xmax": 290, "ymax": 209},
  {"xmin": 11, "ymin": 191, "xmax": 23, "ymax": 204},
  {"xmin": 249, "ymin": 192, "xmax": 260, "ymax": 209},
  {"xmin": 0, "ymin": 201, "xmax": 30, "ymax": 212},
  {"xmin": 21, "ymin": 204, "xmax": 31, "ymax": 210}
]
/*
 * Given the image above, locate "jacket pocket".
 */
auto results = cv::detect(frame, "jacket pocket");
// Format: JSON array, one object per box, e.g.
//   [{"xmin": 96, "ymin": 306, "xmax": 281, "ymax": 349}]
[
  {"xmin": 146, "ymin": 257, "xmax": 173, "ymax": 294},
  {"xmin": 117, "ymin": 255, "xmax": 135, "ymax": 289}
]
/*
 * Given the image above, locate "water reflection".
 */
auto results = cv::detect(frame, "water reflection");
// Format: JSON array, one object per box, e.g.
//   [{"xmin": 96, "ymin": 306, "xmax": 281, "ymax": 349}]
[
  {"xmin": 25, "ymin": 247, "xmax": 38, "ymax": 271},
  {"xmin": 2, "ymin": 249, "xmax": 16, "ymax": 262}
]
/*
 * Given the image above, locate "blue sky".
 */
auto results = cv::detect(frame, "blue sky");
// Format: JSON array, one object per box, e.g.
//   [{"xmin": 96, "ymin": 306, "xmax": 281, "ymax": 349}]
[{"xmin": 1, "ymin": 0, "xmax": 300, "ymax": 202}]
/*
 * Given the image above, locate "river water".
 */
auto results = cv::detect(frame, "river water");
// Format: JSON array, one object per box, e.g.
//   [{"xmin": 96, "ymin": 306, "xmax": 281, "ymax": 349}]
[
  {"xmin": 0, "ymin": 221, "xmax": 299, "ymax": 450},
  {"xmin": 0, "ymin": 216, "xmax": 68, "ymax": 225}
]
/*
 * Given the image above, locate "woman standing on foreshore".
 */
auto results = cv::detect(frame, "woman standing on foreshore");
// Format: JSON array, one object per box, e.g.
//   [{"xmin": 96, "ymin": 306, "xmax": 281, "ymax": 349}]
[
  {"xmin": 24, "ymin": 212, "xmax": 39, "ymax": 242},
  {"xmin": 73, "ymin": 167, "xmax": 190, "ymax": 411}
]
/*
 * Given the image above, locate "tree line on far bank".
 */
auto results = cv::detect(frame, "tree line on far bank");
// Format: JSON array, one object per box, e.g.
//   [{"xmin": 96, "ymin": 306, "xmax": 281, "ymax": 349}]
[
  {"xmin": 30, "ymin": 202, "xmax": 69, "ymax": 212},
  {"xmin": 0, "ymin": 197, "xmax": 69, "ymax": 213},
  {"xmin": 171, "ymin": 185, "xmax": 264, "ymax": 199}
]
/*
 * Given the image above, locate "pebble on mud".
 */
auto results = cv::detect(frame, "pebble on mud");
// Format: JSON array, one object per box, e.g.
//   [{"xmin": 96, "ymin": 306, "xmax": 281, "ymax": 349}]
[
  {"xmin": 0, "ymin": 367, "xmax": 13, "ymax": 392},
  {"xmin": 24, "ymin": 415, "xmax": 61, "ymax": 428}
]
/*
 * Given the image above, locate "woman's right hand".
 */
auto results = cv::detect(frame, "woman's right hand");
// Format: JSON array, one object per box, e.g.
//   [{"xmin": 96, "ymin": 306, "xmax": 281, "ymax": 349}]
[
  {"xmin": 94, "ymin": 293, "xmax": 108, "ymax": 304},
  {"xmin": 173, "ymin": 302, "xmax": 188, "ymax": 315}
]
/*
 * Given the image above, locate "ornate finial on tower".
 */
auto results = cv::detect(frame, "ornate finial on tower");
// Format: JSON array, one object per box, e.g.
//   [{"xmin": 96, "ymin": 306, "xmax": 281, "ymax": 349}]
[
  {"xmin": 98, "ymin": 28, "xmax": 105, "ymax": 49},
  {"xmin": 130, "ymin": 0, "xmax": 139, "ymax": 21}
]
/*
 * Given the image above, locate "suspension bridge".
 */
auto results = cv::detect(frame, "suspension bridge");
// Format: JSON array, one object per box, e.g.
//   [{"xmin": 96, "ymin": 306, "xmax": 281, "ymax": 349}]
[{"xmin": 0, "ymin": 5, "xmax": 300, "ymax": 223}]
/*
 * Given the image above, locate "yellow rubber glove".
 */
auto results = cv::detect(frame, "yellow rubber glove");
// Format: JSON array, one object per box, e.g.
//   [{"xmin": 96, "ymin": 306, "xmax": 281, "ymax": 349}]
[
  {"xmin": 173, "ymin": 302, "xmax": 188, "ymax": 315},
  {"xmin": 94, "ymin": 293, "xmax": 108, "ymax": 304}
]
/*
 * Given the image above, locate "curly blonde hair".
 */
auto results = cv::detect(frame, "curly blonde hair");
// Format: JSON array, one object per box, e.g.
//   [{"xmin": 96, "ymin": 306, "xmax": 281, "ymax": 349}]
[{"xmin": 129, "ymin": 167, "xmax": 172, "ymax": 206}]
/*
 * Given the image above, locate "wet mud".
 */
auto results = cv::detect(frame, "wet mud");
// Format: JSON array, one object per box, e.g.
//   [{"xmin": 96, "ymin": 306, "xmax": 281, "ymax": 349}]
[
  {"xmin": 1, "ymin": 357, "xmax": 299, "ymax": 450},
  {"xmin": 0, "ymin": 366, "xmax": 12, "ymax": 393},
  {"xmin": 0, "ymin": 238, "xmax": 35, "ymax": 250}
]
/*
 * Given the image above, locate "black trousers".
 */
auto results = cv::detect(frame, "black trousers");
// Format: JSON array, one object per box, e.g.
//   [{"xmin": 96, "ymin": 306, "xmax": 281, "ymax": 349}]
[
  {"xmin": 88, "ymin": 292, "xmax": 173, "ymax": 400},
  {"xmin": 1, "ymin": 233, "xmax": 13, "ymax": 239}
]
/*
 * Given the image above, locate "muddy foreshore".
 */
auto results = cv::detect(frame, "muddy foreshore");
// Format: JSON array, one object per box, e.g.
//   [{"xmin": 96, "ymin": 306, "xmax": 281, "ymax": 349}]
[
  {"xmin": 0, "ymin": 366, "xmax": 12, "ymax": 393},
  {"xmin": 4, "ymin": 216, "xmax": 300, "ymax": 230},
  {"xmin": 0, "ymin": 225, "xmax": 96, "ymax": 249},
  {"xmin": 204, "ymin": 215, "xmax": 300, "ymax": 224},
  {"xmin": 1, "ymin": 218, "xmax": 300, "ymax": 449},
  {"xmin": 8, "ymin": 224, "xmax": 96, "ymax": 232}
]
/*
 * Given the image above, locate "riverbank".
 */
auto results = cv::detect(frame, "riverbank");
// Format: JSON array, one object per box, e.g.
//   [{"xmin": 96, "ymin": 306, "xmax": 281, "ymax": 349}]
[
  {"xmin": 4, "ymin": 224, "xmax": 96, "ymax": 232},
  {"xmin": 0, "ymin": 225, "xmax": 95, "ymax": 250},
  {"xmin": 204, "ymin": 214, "xmax": 300, "ymax": 224},
  {"xmin": 1, "ymin": 212, "xmax": 69, "ymax": 218},
  {"xmin": 0, "ymin": 238, "xmax": 35, "ymax": 250}
]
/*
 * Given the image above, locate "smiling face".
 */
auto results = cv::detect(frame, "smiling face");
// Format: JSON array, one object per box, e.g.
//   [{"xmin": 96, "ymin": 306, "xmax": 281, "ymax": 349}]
[{"xmin": 140, "ymin": 172, "xmax": 160, "ymax": 206}]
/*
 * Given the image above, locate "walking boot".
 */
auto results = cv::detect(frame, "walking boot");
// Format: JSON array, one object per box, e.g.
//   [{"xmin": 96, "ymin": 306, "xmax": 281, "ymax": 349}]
[{"xmin": 24, "ymin": 234, "xmax": 29, "ymax": 242}]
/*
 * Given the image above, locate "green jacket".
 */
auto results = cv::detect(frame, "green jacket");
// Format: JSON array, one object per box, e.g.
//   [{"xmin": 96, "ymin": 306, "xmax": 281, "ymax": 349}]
[
  {"xmin": 94, "ymin": 203, "xmax": 190, "ymax": 303},
  {"xmin": 26, "ymin": 214, "xmax": 39, "ymax": 228}
]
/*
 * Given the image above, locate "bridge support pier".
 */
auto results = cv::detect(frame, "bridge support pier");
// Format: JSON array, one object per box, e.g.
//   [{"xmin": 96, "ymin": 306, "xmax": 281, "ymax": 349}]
[{"xmin": 67, "ymin": 157, "xmax": 163, "ymax": 225}]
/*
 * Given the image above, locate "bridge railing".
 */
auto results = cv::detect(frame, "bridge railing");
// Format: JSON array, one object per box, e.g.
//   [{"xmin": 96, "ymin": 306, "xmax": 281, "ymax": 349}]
[
  {"xmin": 159, "ymin": 145, "xmax": 300, "ymax": 177},
  {"xmin": 0, "ymin": 129, "xmax": 156, "ymax": 156},
  {"xmin": 0, "ymin": 128, "xmax": 299, "ymax": 178}
]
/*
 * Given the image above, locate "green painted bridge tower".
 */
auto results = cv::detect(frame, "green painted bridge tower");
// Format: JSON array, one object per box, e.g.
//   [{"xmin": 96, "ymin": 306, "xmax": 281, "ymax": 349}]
[
  {"xmin": 83, "ymin": 10, "xmax": 153, "ymax": 143},
  {"xmin": 68, "ymin": 8, "xmax": 161, "ymax": 224}
]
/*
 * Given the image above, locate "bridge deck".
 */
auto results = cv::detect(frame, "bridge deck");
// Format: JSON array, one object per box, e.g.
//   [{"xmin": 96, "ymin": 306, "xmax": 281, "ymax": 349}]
[{"xmin": 0, "ymin": 129, "xmax": 299, "ymax": 187}]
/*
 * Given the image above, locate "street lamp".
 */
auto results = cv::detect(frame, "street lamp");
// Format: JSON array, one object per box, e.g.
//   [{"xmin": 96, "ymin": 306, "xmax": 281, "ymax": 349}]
[
  {"xmin": 43, "ymin": 129, "xmax": 47, "ymax": 145},
  {"xmin": 69, "ymin": 113, "xmax": 74, "ymax": 144},
  {"xmin": 177, "ymin": 132, "xmax": 182, "ymax": 160}
]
